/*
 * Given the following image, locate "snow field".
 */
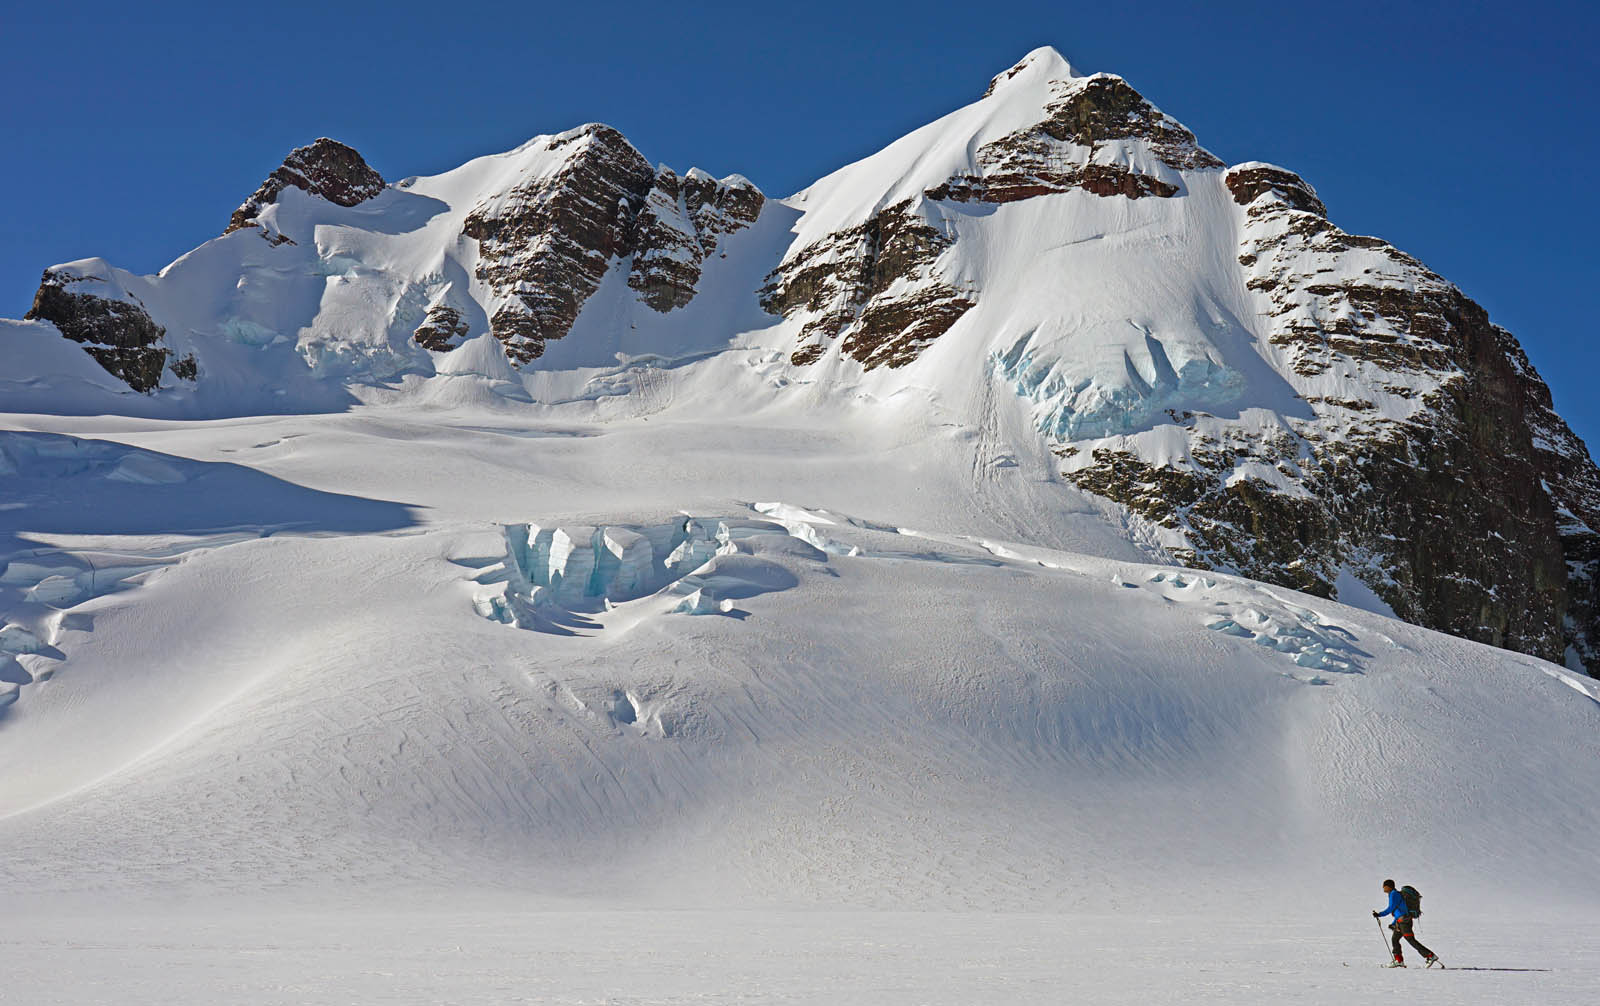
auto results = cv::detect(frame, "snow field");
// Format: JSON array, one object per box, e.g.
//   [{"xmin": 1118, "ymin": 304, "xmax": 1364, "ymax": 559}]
[
  {"xmin": 2, "ymin": 371, "xmax": 1598, "ymax": 1001},
  {"xmin": 6, "ymin": 906, "xmax": 1597, "ymax": 1005},
  {"xmin": 2, "ymin": 404, "xmax": 1597, "ymax": 910}
]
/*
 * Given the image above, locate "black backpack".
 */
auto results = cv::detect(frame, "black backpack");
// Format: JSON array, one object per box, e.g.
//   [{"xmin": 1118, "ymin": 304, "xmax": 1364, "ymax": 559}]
[{"xmin": 1400, "ymin": 885, "xmax": 1422, "ymax": 918}]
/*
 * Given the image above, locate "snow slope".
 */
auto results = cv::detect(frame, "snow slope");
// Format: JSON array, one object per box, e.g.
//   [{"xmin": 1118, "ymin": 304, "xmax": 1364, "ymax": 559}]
[
  {"xmin": 3, "ymin": 382, "xmax": 1598, "ymax": 1001},
  {"xmin": 3, "ymin": 384, "xmax": 1598, "ymax": 908},
  {"xmin": 0, "ymin": 46, "xmax": 1352, "ymax": 438}
]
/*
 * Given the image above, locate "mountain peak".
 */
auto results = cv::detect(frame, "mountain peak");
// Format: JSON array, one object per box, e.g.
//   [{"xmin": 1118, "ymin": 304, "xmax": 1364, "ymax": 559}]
[
  {"xmin": 11, "ymin": 56, "xmax": 1600, "ymax": 681},
  {"xmin": 983, "ymin": 45, "xmax": 1080, "ymax": 98},
  {"xmin": 224, "ymin": 137, "xmax": 386, "ymax": 235}
]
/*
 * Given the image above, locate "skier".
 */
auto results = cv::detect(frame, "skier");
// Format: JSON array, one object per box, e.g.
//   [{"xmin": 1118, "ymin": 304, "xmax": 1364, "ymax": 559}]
[{"xmin": 1374, "ymin": 878, "xmax": 1439, "ymax": 968}]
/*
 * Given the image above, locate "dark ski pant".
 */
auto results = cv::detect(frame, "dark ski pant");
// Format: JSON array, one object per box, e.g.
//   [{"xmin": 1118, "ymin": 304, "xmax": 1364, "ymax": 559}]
[{"xmin": 1390, "ymin": 917, "xmax": 1434, "ymax": 961}]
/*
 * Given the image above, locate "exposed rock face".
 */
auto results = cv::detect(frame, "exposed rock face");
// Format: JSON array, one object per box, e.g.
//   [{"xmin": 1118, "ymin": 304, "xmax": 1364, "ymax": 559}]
[
  {"xmin": 1223, "ymin": 164, "xmax": 1326, "ymax": 216},
  {"xmin": 462, "ymin": 127, "xmax": 765, "ymax": 362},
  {"xmin": 169, "ymin": 353, "xmax": 198, "ymax": 381},
  {"xmin": 628, "ymin": 168, "xmax": 764, "ymax": 311},
  {"xmin": 412, "ymin": 304, "xmax": 470, "ymax": 353},
  {"xmin": 762, "ymin": 51, "xmax": 1600, "ymax": 673},
  {"xmin": 928, "ymin": 74, "xmax": 1222, "ymax": 205},
  {"xmin": 463, "ymin": 126, "xmax": 656, "ymax": 364},
  {"xmin": 1507, "ymin": 340, "xmax": 1600, "ymax": 669},
  {"xmin": 24, "ymin": 269, "xmax": 169, "ymax": 392},
  {"xmin": 760, "ymin": 200, "xmax": 974, "ymax": 369},
  {"xmin": 1226, "ymin": 160, "xmax": 1572, "ymax": 662},
  {"xmin": 928, "ymin": 163, "xmax": 1177, "ymax": 203},
  {"xmin": 1037, "ymin": 75, "xmax": 1222, "ymax": 169},
  {"xmin": 225, "ymin": 138, "xmax": 385, "ymax": 235},
  {"xmin": 1060, "ymin": 163, "xmax": 1599, "ymax": 670}
]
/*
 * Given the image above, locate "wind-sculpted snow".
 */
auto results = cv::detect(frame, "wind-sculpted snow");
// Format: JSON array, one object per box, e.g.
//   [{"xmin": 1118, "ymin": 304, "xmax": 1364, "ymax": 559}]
[
  {"xmin": 0, "ymin": 431, "xmax": 419, "ymax": 718},
  {"xmin": 1145, "ymin": 570, "xmax": 1371, "ymax": 677},
  {"xmin": 749, "ymin": 501, "xmax": 1376, "ymax": 682},
  {"xmin": 0, "ymin": 536, "xmax": 224, "ymax": 714},
  {"xmin": 0, "ymin": 431, "xmax": 416, "ymax": 537}
]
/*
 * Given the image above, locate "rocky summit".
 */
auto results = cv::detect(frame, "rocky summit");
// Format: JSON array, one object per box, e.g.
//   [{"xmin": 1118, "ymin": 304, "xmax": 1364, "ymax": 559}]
[
  {"xmin": 225, "ymin": 137, "xmax": 386, "ymax": 238},
  {"xmin": 9, "ymin": 45, "xmax": 1598, "ymax": 675}
]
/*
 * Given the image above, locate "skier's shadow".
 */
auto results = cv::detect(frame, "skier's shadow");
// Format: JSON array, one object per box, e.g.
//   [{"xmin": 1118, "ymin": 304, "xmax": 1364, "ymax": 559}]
[{"xmin": 1448, "ymin": 967, "xmax": 1552, "ymax": 972}]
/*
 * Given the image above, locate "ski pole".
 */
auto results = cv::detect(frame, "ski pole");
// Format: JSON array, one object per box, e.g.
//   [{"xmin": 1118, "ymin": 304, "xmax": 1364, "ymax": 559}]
[{"xmin": 1375, "ymin": 915, "xmax": 1390, "ymax": 957}]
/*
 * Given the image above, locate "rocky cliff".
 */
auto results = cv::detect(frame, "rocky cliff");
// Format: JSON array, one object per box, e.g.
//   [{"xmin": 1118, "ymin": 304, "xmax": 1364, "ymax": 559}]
[
  {"xmin": 458, "ymin": 125, "xmax": 764, "ymax": 362},
  {"xmin": 761, "ymin": 58, "xmax": 1223, "ymax": 371},
  {"xmin": 1054, "ymin": 161, "xmax": 1598, "ymax": 668},
  {"xmin": 759, "ymin": 199, "xmax": 973, "ymax": 369},
  {"xmin": 927, "ymin": 73, "xmax": 1222, "ymax": 203},
  {"xmin": 225, "ymin": 137, "xmax": 386, "ymax": 238},
  {"xmin": 629, "ymin": 167, "xmax": 764, "ymax": 312},
  {"xmin": 23, "ymin": 268, "xmax": 182, "ymax": 393},
  {"xmin": 461, "ymin": 125, "xmax": 657, "ymax": 364}
]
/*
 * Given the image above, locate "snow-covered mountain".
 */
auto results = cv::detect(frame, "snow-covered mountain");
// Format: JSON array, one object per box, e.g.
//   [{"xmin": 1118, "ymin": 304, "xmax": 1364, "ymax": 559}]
[
  {"xmin": 13, "ymin": 47, "xmax": 1596, "ymax": 678},
  {"xmin": 5, "ymin": 51, "xmax": 1600, "ymax": 998}
]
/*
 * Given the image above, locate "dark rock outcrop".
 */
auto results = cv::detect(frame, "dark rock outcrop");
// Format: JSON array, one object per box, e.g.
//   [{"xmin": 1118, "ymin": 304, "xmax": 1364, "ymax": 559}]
[
  {"xmin": 463, "ymin": 126, "xmax": 656, "ymax": 364},
  {"xmin": 1245, "ymin": 162, "xmax": 1584, "ymax": 666},
  {"xmin": 1503, "ymin": 335, "xmax": 1600, "ymax": 669},
  {"xmin": 225, "ymin": 138, "xmax": 385, "ymax": 235},
  {"xmin": 463, "ymin": 127, "xmax": 764, "ymax": 362},
  {"xmin": 1041, "ymin": 75, "xmax": 1223, "ymax": 171},
  {"xmin": 412, "ymin": 304, "xmax": 470, "ymax": 353},
  {"xmin": 628, "ymin": 168, "xmax": 764, "ymax": 311},
  {"xmin": 929, "ymin": 74, "xmax": 1221, "ymax": 206},
  {"xmin": 24, "ymin": 269, "xmax": 169, "ymax": 393},
  {"xmin": 169, "ymin": 353, "xmax": 198, "ymax": 382},
  {"xmin": 760, "ymin": 200, "xmax": 974, "ymax": 369},
  {"xmin": 927, "ymin": 164, "xmax": 1177, "ymax": 203},
  {"xmin": 1223, "ymin": 164, "xmax": 1326, "ymax": 216}
]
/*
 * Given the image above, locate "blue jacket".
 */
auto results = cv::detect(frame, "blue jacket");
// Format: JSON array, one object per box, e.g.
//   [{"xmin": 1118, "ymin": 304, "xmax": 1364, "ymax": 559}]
[{"xmin": 1377, "ymin": 889, "xmax": 1411, "ymax": 920}]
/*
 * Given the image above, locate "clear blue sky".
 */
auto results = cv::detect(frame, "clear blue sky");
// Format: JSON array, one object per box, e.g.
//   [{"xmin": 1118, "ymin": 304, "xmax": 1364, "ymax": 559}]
[{"xmin": 5, "ymin": 1, "xmax": 1596, "ymax": 446}]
